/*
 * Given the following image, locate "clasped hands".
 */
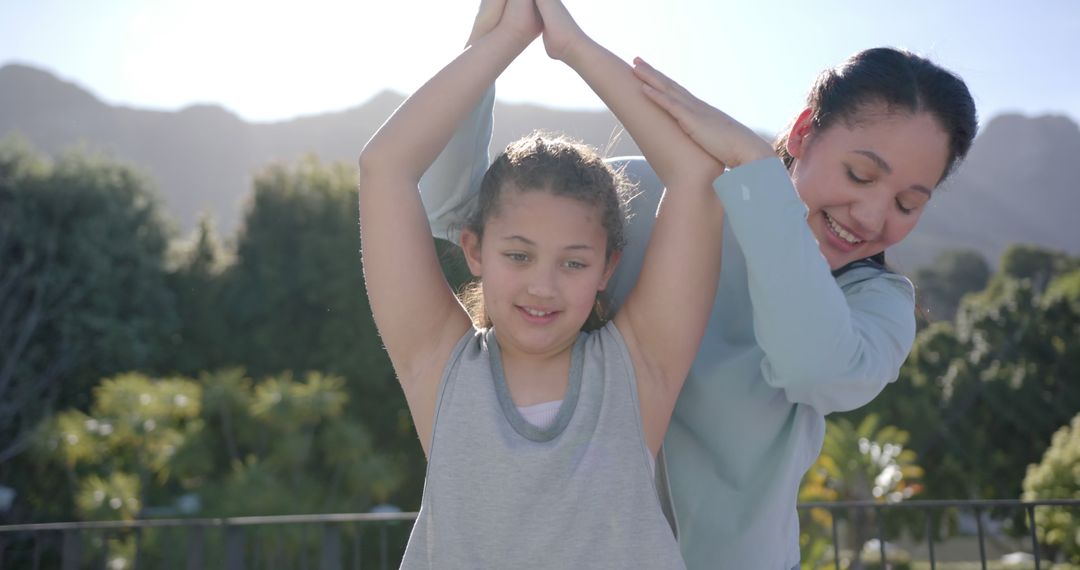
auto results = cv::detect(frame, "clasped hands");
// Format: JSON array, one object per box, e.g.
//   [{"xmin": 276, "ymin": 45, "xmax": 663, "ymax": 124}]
[{"xmin": 468, "ymin": 0, "xmax": 774, "ymax": 170}]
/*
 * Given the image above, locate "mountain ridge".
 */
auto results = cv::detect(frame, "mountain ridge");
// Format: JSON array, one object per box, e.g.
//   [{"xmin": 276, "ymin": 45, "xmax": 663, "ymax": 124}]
[{"xmin": 3, "ymin": 63, "xmax": 1077, "ymax": 271}]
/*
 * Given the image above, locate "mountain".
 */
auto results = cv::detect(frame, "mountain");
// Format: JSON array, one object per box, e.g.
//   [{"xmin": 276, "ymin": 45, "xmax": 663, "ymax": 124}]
[
  {"xmin": 2, "ymin": 63, "xmax": 1077, "ymax": 270},
  {"xmin": 0, "ymin": 63, "xmax": 638, "ymax": 237},
  {"xmin": 889, "ymin": 113, "xmax": 1080, "ymax": 270}
]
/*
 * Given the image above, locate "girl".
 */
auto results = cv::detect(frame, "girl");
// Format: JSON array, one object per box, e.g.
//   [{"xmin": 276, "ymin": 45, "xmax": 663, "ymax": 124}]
[
  {"xmin": 421, "ymin": 4, "xmax": 978, "ymax": 569},
  {"xmin": 357, "ymin": 0, "xmax": 726, "ymax": 566}
]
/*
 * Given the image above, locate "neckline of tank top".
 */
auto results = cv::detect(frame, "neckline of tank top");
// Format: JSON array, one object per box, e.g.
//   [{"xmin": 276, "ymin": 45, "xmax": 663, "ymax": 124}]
[{"xmin": 486, "ymin": 328, "xmax": 587, "ymax": 442}]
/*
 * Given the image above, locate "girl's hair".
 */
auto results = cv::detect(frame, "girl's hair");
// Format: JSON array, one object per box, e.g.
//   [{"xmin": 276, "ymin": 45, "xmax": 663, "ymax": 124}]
[
  {"xmin": 776, "ymin": 47, "xmax": 977, "ymax": 178},
  {"xmin": 775, "ymin": 47, "xmax": 978, "ymax": 271},
  {"xmin": 460, "ymin": 132, "xmax": 632, "ymax": 331}
]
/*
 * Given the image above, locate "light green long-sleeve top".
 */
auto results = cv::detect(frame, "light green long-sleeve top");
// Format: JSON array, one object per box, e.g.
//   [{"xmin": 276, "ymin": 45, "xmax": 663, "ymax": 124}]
[{"xmin": 419, "ymin": 88, "xmax": 916, "ymax": 569}]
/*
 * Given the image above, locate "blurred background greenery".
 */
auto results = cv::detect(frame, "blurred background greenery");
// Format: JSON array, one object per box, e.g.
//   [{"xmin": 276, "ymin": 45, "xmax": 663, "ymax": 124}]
[{"xmin": 2, "ymin": 125, "xmax": 1078, "ymax": 566}]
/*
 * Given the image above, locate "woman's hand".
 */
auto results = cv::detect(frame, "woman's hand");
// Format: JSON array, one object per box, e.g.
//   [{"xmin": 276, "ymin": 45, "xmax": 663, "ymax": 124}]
[
  {"xmin": 466, "ymin": 0, "xmax": 507, "ymax": 46},
  {"xmin": 496, "ymin": 0, "xmax": 542, "ymax": 45},
  {"xmin": 633, "ymin": 58, "xmax": 774, "ymax": 169},
  {"xmin": 535, "ymin": 0, "xmax": 589, "ymax": 62}
]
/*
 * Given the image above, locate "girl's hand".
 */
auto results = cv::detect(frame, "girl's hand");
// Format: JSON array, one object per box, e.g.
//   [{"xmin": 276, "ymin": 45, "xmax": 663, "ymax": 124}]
[
  {"xmin": 496, "ymin": 0, "xmax": 542, "ymax": 45},
  {"xmin": 633, "ymin": 58, "xmax": 774, "ymax": 169},
  {"xmin": 535, "ymin": 0, "xmax": 589, "ymax": 62},
  {"xmin": 466, "ymin": 0, "xmax": 507, "ymax": 46}
]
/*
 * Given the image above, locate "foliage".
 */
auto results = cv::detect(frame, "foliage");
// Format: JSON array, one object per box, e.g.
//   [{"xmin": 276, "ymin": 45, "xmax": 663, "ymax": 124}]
[
  {"xmin": 204, "ymin": 156, "xmax": 427, "ymax": 507},
  {"xmin": 914, "ymin": 249, "xmax": 991, "ymax": 322},
  {"xmin": 800, "ymin": 415, "xmax": 923, "ymax": 569},
  {"xmin": 854, "ymin": 246, "xmax": 1080, "ymax": 510},
  {"xmin": 1023, "ymin": 412, "xmax": 1080, "ymax": 564},
  {"xmin": 36, "ymin": 373, "xmax": 203, "ymax": 520},
  {"xmin": 171, "ymin": 369, "xmax": 400, "ymax": 517},
  {"xmin": 33, "ymin": 369, "xmax": 400, "ymax": 567},
  {"xmin": 0, "ymin": 136, "xmax": 177, "ymax": 522},
  {"xmin": 168, "ymin": 214, "xmax": 233, "ymax": 376}
]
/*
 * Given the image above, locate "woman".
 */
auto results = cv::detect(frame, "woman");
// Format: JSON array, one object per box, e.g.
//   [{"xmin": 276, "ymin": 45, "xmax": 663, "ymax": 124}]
[{"xmin": 419, "ymin": 2, "xmax": 977, "ymax": 567}]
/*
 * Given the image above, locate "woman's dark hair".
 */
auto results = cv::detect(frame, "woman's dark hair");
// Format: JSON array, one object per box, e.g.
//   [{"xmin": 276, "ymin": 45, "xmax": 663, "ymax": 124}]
[
  {"xmin": 775, "ymin": 47, "xmax": 977, "ymax": 180},
  {"xmin": 460, "ymin": 132, "xmax": 632, "ymax": 330},
  {"xmin": 776, "ymin": 47, "xmax": 978, "ymax": 272}
]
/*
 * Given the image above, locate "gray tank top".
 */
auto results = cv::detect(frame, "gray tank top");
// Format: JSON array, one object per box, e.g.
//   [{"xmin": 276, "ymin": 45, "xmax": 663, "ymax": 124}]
[{"xmin": 399, "ymin": 321, "xmax": 685, "ymax": 569}]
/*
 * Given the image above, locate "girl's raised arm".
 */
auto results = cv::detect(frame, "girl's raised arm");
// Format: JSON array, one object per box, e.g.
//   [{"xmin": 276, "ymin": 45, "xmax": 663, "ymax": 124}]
[
  {"xmin": 357, "ymin": 0, "xmax": 539, "ymax": 454},
  {"xmin": 534, "ymin": 0, "xmax": 724, "ymax": 454}
]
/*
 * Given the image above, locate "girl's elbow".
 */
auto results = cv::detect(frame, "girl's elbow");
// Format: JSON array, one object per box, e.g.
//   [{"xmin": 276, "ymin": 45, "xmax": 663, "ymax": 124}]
[{"xmin": 357, "ymin": 143, "xmax": 382, "ymax": 176}]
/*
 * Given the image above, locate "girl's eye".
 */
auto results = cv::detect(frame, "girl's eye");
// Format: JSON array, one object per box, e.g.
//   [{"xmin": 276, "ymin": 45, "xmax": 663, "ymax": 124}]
[
  {"xmin": 846, "ymin": 167, "xmax": 871, "ymax": 184},
  {"xmin": 565, "ymin": 260, "xmax": 588, "ymax": 270},
  {"xmin": 505, "ymin": 252, "xmax": 528, "ymax": 263}
]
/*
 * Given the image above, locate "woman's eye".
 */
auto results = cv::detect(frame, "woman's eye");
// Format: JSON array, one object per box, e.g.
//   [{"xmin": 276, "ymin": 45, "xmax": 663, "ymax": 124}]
[
  {"xmin": 896, "ymin": 199, "xmax": 915, "ymax": 215},
  {"xmin": 565, "ymin": 260, "xmax": 587, "ymax": 269},
  {"xmin": 846, "ymin": 168, "xmax": 871, "ymax": 184}
]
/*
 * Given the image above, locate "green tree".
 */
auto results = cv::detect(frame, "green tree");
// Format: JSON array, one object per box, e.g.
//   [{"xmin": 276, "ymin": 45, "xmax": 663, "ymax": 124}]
[
  {"xmin": 996, "ymin": 243, "xmax": 1080, "ymax": 291},
  {"xmin": 914, "ymin": 249, "xmax": 991, "ymax": 322},
  {"xmin": 0, "ymin": 137, "xmax": 177, "ymax": 521},
  {"xmin": 214, "ymin": 156, "xmax": 423, "ymax": 506},
  {"xmin": 170, "ymin": 369, "xmax": 399, "ymax": 516},
  {"xmin": 855, "ymin": 246, "xmax": 1080, "ymax": 512},
  {"xmin": 1023, "ymin": 412, "xmax": 1080, "ymax": 564},
  {"xmin": 38, "ymin": 373, "xmax": 201, "ymax": 521},
  {"xmin": 34, "ymin": 369, "xmax": 399, "ymax": 566},
  {"xmin": 800, "ymin": 415, "xmax": 923, "ymax": 569},
  {"xmin": 168, "ymin": 214, "xmax": 232, "ymax": 376}
]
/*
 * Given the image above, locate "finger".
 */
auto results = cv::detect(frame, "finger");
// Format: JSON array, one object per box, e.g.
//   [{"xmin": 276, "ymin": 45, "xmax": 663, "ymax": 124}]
[
  {"xmin": 632, "ymin": 58, "xmax": 683, "ymax": 96},
  {"xmin": 642, "ymin": 83, "xmax": 696, "ymax": 135},
  {"xmin": 631, "ymin": 58, "xmax": 668, "ymax": 92},
  {"xmin": 467, "ymin": 0, "xmax": 508, "ymax": 44},
  {"xmin": 633, "ymin": 57, "xmax": 705, "ymax": 111},
  {"xmin": 477, "ymin": 0, "xmax": 508, "ymax": 19}
]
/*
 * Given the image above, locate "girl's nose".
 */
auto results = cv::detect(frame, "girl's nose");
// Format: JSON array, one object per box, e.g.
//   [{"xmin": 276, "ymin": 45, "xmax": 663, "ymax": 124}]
[{"xmin": 527, "ymin": 267, "xmax": 557, "ymax": 298}]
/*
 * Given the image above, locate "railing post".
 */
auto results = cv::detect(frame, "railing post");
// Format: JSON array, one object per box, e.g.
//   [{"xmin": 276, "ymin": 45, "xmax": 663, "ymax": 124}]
[
  {"xmin": 1027, "ymin": 505, "xmax": 1041, "ymax": 570},
  {"xmin": 320, "ymin": 523, "xmax": 342, "ymax": 570},
  {"xmin": 830, "ymin": 509, "xmax": 840, "ymax": 570},
  {"xmin": 877, "ymin": 506, "xmax": 886, "ymax": 568},
  {"xmin": 32, "ymin": 531, "xmax": 42, "ymax": 570},
  {"xmin": 133, "ymin": 527, "xmax": 142, "ymax": 570},
  {"xmin": 100, "ymin": 530, "xmax": 110, "ymax": 570},
  {"xmin": 353, "ymin": 527, "xmax": 363, "ymax": 570},
  {"xmin": 925, "ymin": 510, "xmax": 936, "ymax": 570},
  {"xmin": 379, "ymin": 525, "xmax": 388, "ymax": 570},
  {"xmin": 974, "ymin": 506, "xmax": 987, "ymax": 570},
  {"xmin": 62, "ymin": 529, "xmax": 81, "ymax": 570},
  {"xmin": 187, "ymin": 525, "xmax": 205, "ymax": 570},
  {"xmin": 224, "ymin": 525, "xmax": 245, "ymax": 569}
]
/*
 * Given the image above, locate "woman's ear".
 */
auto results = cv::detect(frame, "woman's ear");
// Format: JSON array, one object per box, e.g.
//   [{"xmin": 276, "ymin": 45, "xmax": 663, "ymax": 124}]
[
  {"xmin": 460, "ymin": 229, "xmax": 484, "ymax": 277},
  {"xmin": 786, "ymin": 107, "xmax": 815, "ymax": 160}
]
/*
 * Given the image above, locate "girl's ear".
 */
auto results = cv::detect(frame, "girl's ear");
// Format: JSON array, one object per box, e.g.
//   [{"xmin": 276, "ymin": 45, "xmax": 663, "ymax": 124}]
[
  {"xmin": 786, "ymin": 107, "xmax": 815, "ymax": 160},
  {"xmin": 598, "ymin": 250, "xmax": 622, "ymax": 291},
  {"xmin": 460, "ymin": 229, "xmax": 484, "ymax": 277}
]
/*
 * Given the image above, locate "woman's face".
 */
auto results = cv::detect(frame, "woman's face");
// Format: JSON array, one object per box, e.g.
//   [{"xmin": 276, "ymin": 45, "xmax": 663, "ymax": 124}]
[{"xmin": 787, "ymin": 106, "xmax": 951, "ymax": 270}]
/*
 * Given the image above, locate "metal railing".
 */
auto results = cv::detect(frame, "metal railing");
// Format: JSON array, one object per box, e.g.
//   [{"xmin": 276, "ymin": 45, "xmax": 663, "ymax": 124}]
[
  {"xmin": 2, "ymin": 499, "xmax": 1078, "ymax": 569},
  {"xmin": 797, "ymin": 498, "xmax": 1080, "ymax": 570},
  {"xmin": 0, "ymin": 511, "xmax": 417, "ymax": 570}
]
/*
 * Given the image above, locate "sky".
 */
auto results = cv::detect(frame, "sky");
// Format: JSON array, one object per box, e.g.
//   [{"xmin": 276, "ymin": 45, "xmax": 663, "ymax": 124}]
[{"xmin": 2, "ymin": 0, "xmax": 1078, "ymax": 135}]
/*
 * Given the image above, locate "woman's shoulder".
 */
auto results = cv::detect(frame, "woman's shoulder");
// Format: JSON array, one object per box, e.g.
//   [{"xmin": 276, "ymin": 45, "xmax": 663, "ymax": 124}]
[{"xmin": 834, "ymin": 260, "xmax": 916, "ymax": 305}]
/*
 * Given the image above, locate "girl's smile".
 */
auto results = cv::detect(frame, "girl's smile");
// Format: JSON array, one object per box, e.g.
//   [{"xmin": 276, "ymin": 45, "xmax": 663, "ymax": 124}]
[{"xmin": 463, "ymin": 189, "xmax": 616, "ymax": 358}]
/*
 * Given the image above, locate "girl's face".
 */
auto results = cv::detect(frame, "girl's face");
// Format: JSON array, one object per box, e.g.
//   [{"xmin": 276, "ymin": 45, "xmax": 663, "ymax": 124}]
[
  {"xmin": 787, "ymin": 106, "xmax": 950, "ymax": 269},
  {"xmin": 462, "ymin": 189, "xmax": 617, "ymax": 358}
]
